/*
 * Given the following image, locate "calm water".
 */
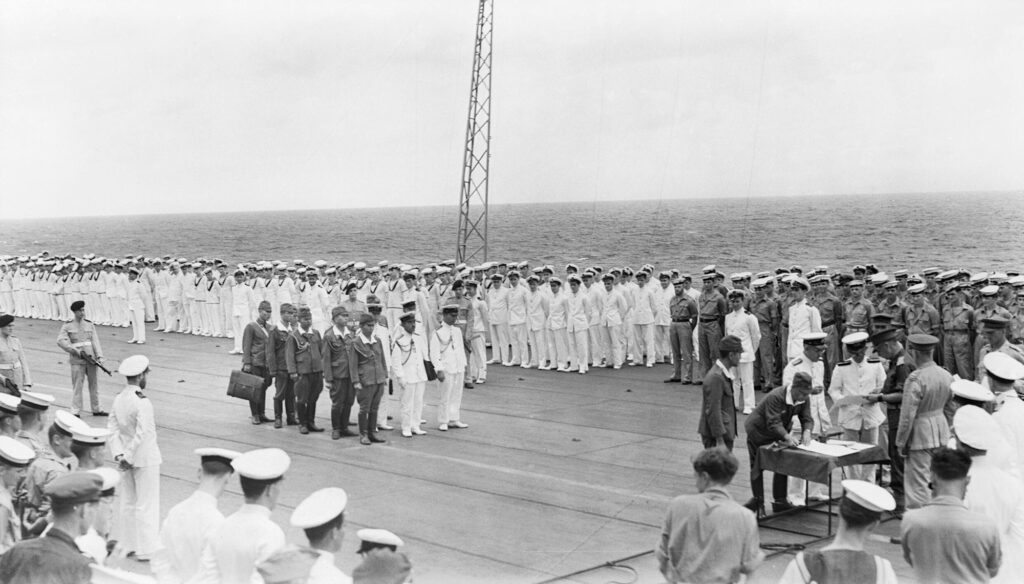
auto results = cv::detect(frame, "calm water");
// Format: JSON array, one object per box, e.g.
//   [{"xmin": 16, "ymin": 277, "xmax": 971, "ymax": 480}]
[{"xmin": 1, "ymin": 192, "xmax": 1022, "ymax": 274}]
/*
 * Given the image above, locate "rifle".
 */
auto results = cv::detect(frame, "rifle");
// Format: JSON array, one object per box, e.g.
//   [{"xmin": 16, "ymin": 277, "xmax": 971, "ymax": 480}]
[
  {"xmin": 82, "ymin": 352, "xmax": 113, "ymax": 376},
  {"xmin": 0, "ymin": 374, "xmax": 20, "ymax": 397}
]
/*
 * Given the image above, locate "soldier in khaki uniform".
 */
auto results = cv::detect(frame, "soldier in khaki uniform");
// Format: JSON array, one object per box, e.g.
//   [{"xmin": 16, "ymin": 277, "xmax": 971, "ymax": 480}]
[
  {"xmin": 56, "ymin": 301, "xmax": 108, "ymax": 417},
  {"xmin": 904, "ymin": 284, "xmax": 941, "ymax": 337},
  {"xmin": 941, "ymin": 283, "xmax": 975, "ymax": 380},
  {"xmin": 843, "ymin": 280, "xmax": 874, "ymax": 335}
]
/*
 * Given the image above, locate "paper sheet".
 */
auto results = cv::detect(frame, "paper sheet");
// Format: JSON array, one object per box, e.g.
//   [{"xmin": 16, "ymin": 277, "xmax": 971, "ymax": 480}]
[
  {"xmin": 833, "ymin": 394, "xmax": 869, "ymax": 407},
  {"xmin": 797, "ymin": 439, "xmax": 876, "ymax": 457}
]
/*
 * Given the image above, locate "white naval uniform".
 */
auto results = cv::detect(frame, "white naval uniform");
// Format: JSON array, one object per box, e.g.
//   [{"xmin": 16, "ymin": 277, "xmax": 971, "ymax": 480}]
[
  {"xmin": 308, "ymin": 550, "xmax": 353, "ymax": 584},
  {"xmin": 128, "ymin": 279, "xmax": 148, "ymax": 343},
  {"xmin": 654, "ymin": 283, "xmax": 674, "ymax": 362},
  {"xmin": 631, "ymin": 285, "xmax": 658, "ymax": 366},
  {"xmin": 566, "ymin": 290, "xmax": 591, "ymax": 373},
  {"xmin": 108, "ymin": 384, "xmax": 162, "ymax": 559},
  {"xmin": 600, "ymin": 288, "xmax": 628, "ymax": 368},
  {"xmin": 391, "ymin": 328, "xmax": 429, "ymax": 434},
  {"xmin": 487, "ymin": 286, "xmax": 511, "ymax": 364},
  {"xmin": 725, "ymin": 309, "xmax": 762, "ymax": 412},
  {"xmin": 827, "ymin": 356, "xmax": 887, "ymax": 482},
  {"xmin": 153, "ymin": 269, "xmax": 171, "ymax": 331},
  {"xmin": 218, "ymin": 276, "xmax": 234, "ymax": 338},
  {"xmin": 526, "ymin": 289, "xmax": 550, "ymax": 368},
  {"xmin": 993, "ymin": 390, "xmax": 1024, "ymax": 480},
  {"xmin": 782, "ymin": 357, "xmax": 832, "ymax": 504},
  {"xmin": 152, "ymin": 490, "xmax": 224, "ymax": 584},
  {"xmin": 786, "ymin": 300, "xmax": 822, "ymax": 362},
  {"xmin": 507, "ymin": 283, "xmax": 529, "ymax": 365},
  {"xmin": 203, "ymin": 278, "xmax": 223, "ymax": 337},
  {"xmin": 547, "ymin": 290, "xmax": 570, "ymax": 370},
  {"xmin": 964, "ymin": 453, "xmax": 1024, "ymax": 584},
  {"xmin": 192, "ymin": 504, "xmax": 285, "ymax": 584},
  {"xmin": 231, "ymin": 283, "xmax": 256, "ymax": 353},
  {"xmin": 432, "ymin": 322, "xmax": 467, "ymax": 425},
  {"xmin": 166, "ymin": 271, "xmax": 184, "ymax": 332}
]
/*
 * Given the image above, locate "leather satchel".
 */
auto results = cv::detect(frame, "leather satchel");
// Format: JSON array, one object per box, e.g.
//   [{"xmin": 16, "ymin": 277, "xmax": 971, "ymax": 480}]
[
  {"xmin": 227, "ymin": 369, "xmax": 263, "ymax": 401},
  {"xmin": 423, "ymin": 359, "xmax": 437, "ymax": 382}
]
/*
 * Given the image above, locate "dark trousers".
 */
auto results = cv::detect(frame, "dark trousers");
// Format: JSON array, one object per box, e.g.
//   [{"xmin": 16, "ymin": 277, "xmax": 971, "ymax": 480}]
[
  {"xmin": 887, "ymin": 408, "xmax": 905, "ymax": 506},
  {"xmin": 669, "ymin": 322, "xmax": 694, "ymax": 382},
  {"xmin": 356, "ymin": 382, "xmax": 385, "ymax": 435},
  {"xmin": 747, "ymin": 439, "xmax": 788, "ymax": 503},
  {"xmin": 248, "ymin": 366, "xmax": 272, "ymax": 416},
  {"xmin": 701, "ymin": 434, "xmax": 734, "ymax": 451},
  {"xmin": 295, "ymin": 371, "xmax": 324, "ymax": 427},
  {"xmin": 754, "ymin": 330, "xmax": 776, "ymax": 389},
  {"xmin": 273, "ymin": 373, "xmax": 296, "ymax": 419},
  {"xmin": 698, "ymin": 321, "xmax": 722, "ymax": 378},
  {"xmin": 329, "ymin": 377, "xmax": 356, "ymax": 431}
]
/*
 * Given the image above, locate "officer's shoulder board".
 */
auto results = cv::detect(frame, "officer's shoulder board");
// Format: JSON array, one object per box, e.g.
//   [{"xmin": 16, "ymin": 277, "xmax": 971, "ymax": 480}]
[
  {"xmin": 837, "ymin": 360, "xmax": 852, "ymax": 367},
  {"xmin": 867, "ymin": 357, "xmax": 882, "ymax": 364},
  {"xmin": 135, "ymin": 391, "xmax": 146, "ymax": 399},
  {"xmin": 789, "ymin": 358, "xmax": 803, "ymax": 366}
]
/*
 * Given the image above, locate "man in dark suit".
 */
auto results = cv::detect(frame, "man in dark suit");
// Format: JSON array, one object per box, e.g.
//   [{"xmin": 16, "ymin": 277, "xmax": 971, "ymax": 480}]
[
  {"xmin": 349, "ymin": 313, "xmax": 389, "ymax": 445},
  {"xmin": 241, "ymin": 300, "xmax": 273, "ymax": 425},
  {"xmin": 743, "ymin": 371, "xmax": 816, "ymax": 514},
  {"xmin": 698, "ymin": 335, "xmax": 743, "ymax": 451},
  {"xmin": 322, "ymin": 306, "xmax": 357, "ymax": 440},
  {"xmin": 266, "ymin": 303, "xmax": 297, "ymax": 428},
  {"xmin": 286, "ymin": 307, "xmax": 324, "ymax": 434}
]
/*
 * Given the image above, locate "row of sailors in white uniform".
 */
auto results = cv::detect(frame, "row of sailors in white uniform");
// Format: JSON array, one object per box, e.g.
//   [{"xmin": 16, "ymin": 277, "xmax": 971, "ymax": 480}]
[{"xmin": 0, "ymin": 266, "xmax": 151, "ymax": 327}]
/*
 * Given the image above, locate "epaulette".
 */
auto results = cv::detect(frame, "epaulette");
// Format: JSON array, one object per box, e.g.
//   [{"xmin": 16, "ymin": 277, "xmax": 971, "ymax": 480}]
[
  {"xmin": 84, "ymin": 318, "xmax": 93, "ymax": 323},
  {"xmin": 135, "ymin": 391, "xmax": 146, "ymax": 399},
  {"xmin": 836, "ymin": 360, "xmax": 852, "ymax": 367},
  {"xmin": 867, "ymin": 357, "xmax": 881, "ymax": 363},
  {"xmin": 790, "ymin": 358, "xmax": 803, "ymax": 366}
]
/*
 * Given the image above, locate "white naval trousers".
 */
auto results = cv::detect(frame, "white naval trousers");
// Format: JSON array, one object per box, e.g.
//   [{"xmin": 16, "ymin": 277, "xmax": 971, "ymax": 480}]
[
  {"xmin": 601, "ymin": 324, "xmax": 624, "ymax": 367},
  {"xmin": 468, "ymin": 336, "xmax": 487, "ymax": 381},
  {"xmin": 489, "ymin": 322, "xmax": 511, "ymax": 364},
  {"xmin": 221, "ymin": 303, "xmax": 234, "ymax": 338},
  {"xmin": 508, "ymin": 323, "xmax": 528, "ymax": 365},
  {"xmin": 633, "ymin": 323, "xmax": 656, "ymax": 365},
  {"xmin": 154, "ymin": 296, "xmax": 168, "ymax": 330},
  {"xmin": 399, "ymin": 380, "xmax": 426, "ymax": 432},
  {"xmin": 568, "ymin": 328, "xmax": 589, "ymax": 373},
  {"xmin": 655, "ymin": 324, "xmax": 671, "ymax": 362},
  {"xmin": 129, "ymin": 305, "xmax": 146, "ymax": 343},
  {"xmin": 232, "ymin": 315, "xmax": 246, "ymax": 352},
  {"xmin": 204, "ymin": 303, "xmax": 222, "ymax": 336},
  {"xmin": 118, "ymin": 464, "xmax": 161, "ymax": 557},
  {"xmin": 732, "ymin": 361, "xmax": 756, "ymax": 411},
  {"xmin": 177, "ymin": 299, "xmax": 191, "ymax": 332},
  {"xmin": 549, "ymin": 328, "xmax": 570, "ymax": 369},
  {"xmin": 437, "ymin": 371, "xmax": 465, "ymax": 424},
  {"xmin": 163, "ymin": 300, "xmax": 180, "ymax": 332},
  {"xmin": 188, "ymin": 300, "xmax": 204, "ymax": 334},
  {"xmin": 588, "ymin": 326, "xmax": 604, "ymax": 365},
  {"xmin": 527, "ymin": 327, "xmax": 548, "ymax": 368},
  {"xmin": 114, "ymin": 296, "xmax": 130, "ymax": 327}
]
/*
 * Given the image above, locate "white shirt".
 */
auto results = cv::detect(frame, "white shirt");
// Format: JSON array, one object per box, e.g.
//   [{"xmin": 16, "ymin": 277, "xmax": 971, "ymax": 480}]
[
  {"xmin": 827, "ymin": 358, "xmax": 887, "ymax": 430},
  {"xmin": 993, "ymin": 392, "xmax": 1024, "ymax": 481},
  {"xmin": 431, "ymin": 323, "xmax": 467, "ymax": 372},
  {"xmin": 487, "ymin": 286, "xmax": 509, "ymax": 324},
  {"xmin": 782, "ymin": 356, "xmax": 831, "ymax": 435},
  {"xmin": 787, "ymin": 300, "xmax": 822, "ymax": 356},
  {"xmin": 724, "ymin": 310, "xmax": 761, "ymax": 363},
  {"xmin": 107, "ymin": 385, "xmax": 161, "ymax": 467},
  {"xmin": 192, "ymin": 504, "xmax": 285, "ymax": 584},
  {"xmin": 526, "ymin": 290, "xmax": 549, "ymax": 332},
  {"xmin": 631, "ymin": 285, "xmax": 658, "ymax": 325},
  {"xmin": 391, "ymin": 329, "xmax": 428, "ymax": 384},
  {"xmin": 153, "ymin": 491, "xmax": 224, "ymax": 584},
  {"xmin": 600, "ymin": 288, "xmax": 628, "ymax": 327},
  {"xmin": 231, "ymin": 283, "xmax": 256, "ymax": 318},
  {"xmin": 547, "ymin": 292, "xmax": 568, "ymax": 330},
  {"xmin": 507, "ymin": 285, "xmax": 528, "ymax": 326},
  {"xmin": 965, "ymin": 454, "xmax": 1024, "ymax": 584},
  {"xmin": 308, "ymin": 550, "xmax": 352, "ymax": 584},
  {"xmin": 566, "ymin": 290, "xmax": 591, "ymax": 333}
]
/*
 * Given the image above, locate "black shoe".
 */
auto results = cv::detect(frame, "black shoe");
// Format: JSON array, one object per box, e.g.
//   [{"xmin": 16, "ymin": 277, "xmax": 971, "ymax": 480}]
[
  {"xmin": 259, "ymin": 415, "xmax": 272, "ymax": 423},
  {"xmin": 332, "ymin": 430, "xmax": 342, "ymax": 440},
  {"xmin": 307, "ymin": 424, "xmax": 325, "ymax": 433},
  {"xmin": 299, "ymin": 426, "xmax": 309, "ymax": 435},
  {"xmin": 286, "ymin": 417, "xmax": 299, "ymax": 426},
  {"xmin": 693, "ymin": 380, "xmax": 703, "ymax": 385},
  {"xmin": 464, "ymin": 382, "xmax": 474, "ymax": 389},
  {"xmin": 91, "ymin": 410, "xmax": 109, "ymax": 417},
  {"xmin": 339, "ymin": 430, "xmax": 358, "ymax": 438},
  {"xmin": 772, "ymin": 500, "xmax": 794, "ymax": 513},
  {"xmin": 368, "ymin": 433, "xmax": 386, "ymax": 444},
  {"xmin": 360, "ymin": 434, "xmax": 371, "ymax": 445},
  {"xmin": 663, "ymin": 378, "xmax": 681, "ymax": 383},
  {"xmin": 251, "ymin": 416, "xmax": 261, "ymax": 425},
  {"xmin": 681, "ymin": 380, "xmax": 692, "ymax": 385},
  {"xmin": 273, "ymin": 417, "xmax": 283, "ymax": 429}
]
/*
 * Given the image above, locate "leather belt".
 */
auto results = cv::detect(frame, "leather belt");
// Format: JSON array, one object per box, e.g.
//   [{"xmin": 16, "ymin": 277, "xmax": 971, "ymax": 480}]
[
  {"xmin": 944, "ymin": 329, "xmax": 969, "ymax": 333},
  {"xmin": 671, "ymin": 318, "xmax": 691, "ymax": 323},
  {"xmin": 71, "ymin": 341, "xmax": 92, "ymax": 348},
  {"xmin": 699, "ymin": 316, "xmax": 719, "ymax": 322}
]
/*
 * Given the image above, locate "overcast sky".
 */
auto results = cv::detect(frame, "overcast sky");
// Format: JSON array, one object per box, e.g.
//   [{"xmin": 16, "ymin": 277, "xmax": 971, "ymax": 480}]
[{"xmin": 2, "ymin": 0, "xmax": 1022, "ymax": 219}]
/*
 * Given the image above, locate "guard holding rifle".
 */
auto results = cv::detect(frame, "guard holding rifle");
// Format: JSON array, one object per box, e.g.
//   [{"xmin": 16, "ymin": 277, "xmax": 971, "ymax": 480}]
[{"xmin": 56, "ymin": 301, "xmax": 109, "ymax": 417}]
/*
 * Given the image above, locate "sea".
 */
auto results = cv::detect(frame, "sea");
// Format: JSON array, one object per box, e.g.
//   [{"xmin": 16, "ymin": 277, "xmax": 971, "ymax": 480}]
[{"xmin": 1, "ymin": 192, "xmax": 1022, "ymax": 275}]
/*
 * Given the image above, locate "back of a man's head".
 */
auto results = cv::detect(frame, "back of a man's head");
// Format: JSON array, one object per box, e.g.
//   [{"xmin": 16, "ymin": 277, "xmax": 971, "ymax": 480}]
[
  {"xmin": 692, "ymin": 448, "xmax": 739, "ymax": 485},
  {"xmin": 931, "ymin": 447, "xmax": 971, "ymax": 481}
]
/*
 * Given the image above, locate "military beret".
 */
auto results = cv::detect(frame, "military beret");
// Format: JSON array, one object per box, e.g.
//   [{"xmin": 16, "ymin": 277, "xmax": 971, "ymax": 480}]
[
  {"xmin": 70, "ymin": 300, "xmax": 85, "ymax": 311},
  {"xmin": 0, "ymin": 314, "xmax": 13, "ymax": 328}
]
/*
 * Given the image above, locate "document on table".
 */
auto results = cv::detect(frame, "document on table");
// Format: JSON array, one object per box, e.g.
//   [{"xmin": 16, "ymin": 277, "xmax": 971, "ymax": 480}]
[
  {"xmin": 833, "ymin": 394, "xmax": 869, "ymax": 407},
  {"xmin": 797, "ymin": 440, "xmax": 875, "ymax": 457}
]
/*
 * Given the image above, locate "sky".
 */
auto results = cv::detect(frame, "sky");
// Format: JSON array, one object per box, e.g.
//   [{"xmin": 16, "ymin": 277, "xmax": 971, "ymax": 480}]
[{"xmin": 1, "ymin": 0, "xmax": 1023, "ymax": 219}]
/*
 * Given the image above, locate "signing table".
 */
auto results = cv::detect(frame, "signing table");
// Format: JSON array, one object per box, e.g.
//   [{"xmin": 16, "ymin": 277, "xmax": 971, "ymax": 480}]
[{"xmin": 757, "ymin": 440, "xmax": 889, "ymax": 539}]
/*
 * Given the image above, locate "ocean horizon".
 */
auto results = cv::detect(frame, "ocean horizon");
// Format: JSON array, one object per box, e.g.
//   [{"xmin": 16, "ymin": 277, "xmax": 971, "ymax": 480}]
[{"xmin": 2, "ymin": 191, "xmax": 1022, "ymax": 275}]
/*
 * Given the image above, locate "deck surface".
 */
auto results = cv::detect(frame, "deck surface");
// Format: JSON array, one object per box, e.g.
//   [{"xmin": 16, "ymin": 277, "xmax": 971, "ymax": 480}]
[{"xmin": 12, "ymin": 318, "xmax": 916, "ymax": 583}]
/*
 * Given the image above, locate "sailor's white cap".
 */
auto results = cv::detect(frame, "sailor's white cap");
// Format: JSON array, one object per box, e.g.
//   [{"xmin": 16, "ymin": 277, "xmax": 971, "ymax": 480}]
[
  {"xmin": 231, "ymin": 448, "xmax": 291, "ymax": 480},
  {"xmin": 983, "ymin": 352, "xmax": 1024, "ymax": 382},
  {"xmin": 954, "ymin": 405, "xmax": 1001, "ymax": 451},
  {"xmin": 71, "ymin": 426, "xmax": 112, "ymax": 446},
  {"xmin": 0, "ymin": 436, "xmax": 35, "ymax": 467},
  {"xmin": 54, "ymin": 410, "xmax": 90, "ymax": 436},
  {"xmin": 19, "ymin": 391, "xmax": 55, "ymax": 411},
  {"xmin": 290, "ymin": 487, "xmax": 348, "ymax": 529},
  {"xmin": 118, "ymin": 355, "xmax": 150, "ymax": 377},
  {"xmin": 841, "ymin": 332, "xmax": 869, "ymax": 346},
  {"xmin": 353, "ymin": 261, "xmax": 367, "ymax": 270},
  {"xmin": 980, "ymin": 285, "xmax": 999, "ymax": 296},
  {"xmin": 950, "ymin": 379, "xmax": 994, "ymax": 402},
  {"xmin": 357, "ymin": 528, "xmax": 404, "ymax": 548},
  {"xmin": 800, "ymin": 332, "xmax": 828, "ymax": 345},
  {"xmin": 841, "ymin": 479, "xmax": 895, "ymax": 512},
  {"xmin": 195, "ymin": 447, "xmax": 242, "ymax": 468},
  {"xmin": 90, "ymin": 467, "xmax": 121, "ymax": 495},
  {"xmin": 314, "ymin": 260, "xmax": 327, "ymax": 268},
  {"xmin": 907, "ymin": 283, "xmax": 926, "ymax": 294},
  {"xmin": 0, "ymin": 394, "xmax": 19, "ymax": 415}
]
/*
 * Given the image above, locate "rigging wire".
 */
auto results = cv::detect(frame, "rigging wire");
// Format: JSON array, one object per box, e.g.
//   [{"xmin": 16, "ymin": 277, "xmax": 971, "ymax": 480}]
[{"xmin": 739, "ymin": 2, "xmax": 772, "ymax": 257}]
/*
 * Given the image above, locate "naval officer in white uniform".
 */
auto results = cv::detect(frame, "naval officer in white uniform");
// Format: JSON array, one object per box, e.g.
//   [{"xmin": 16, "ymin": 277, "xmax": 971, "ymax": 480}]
[{"xmin": 291, "ymin": 487, "xmax": 353, "ymax": 584}]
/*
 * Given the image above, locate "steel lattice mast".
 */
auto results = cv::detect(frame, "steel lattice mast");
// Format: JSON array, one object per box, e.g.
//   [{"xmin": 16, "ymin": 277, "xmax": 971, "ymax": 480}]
[{"xmin": 455, "ymin": 0, "xmax": 494, "ymax": 264}]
